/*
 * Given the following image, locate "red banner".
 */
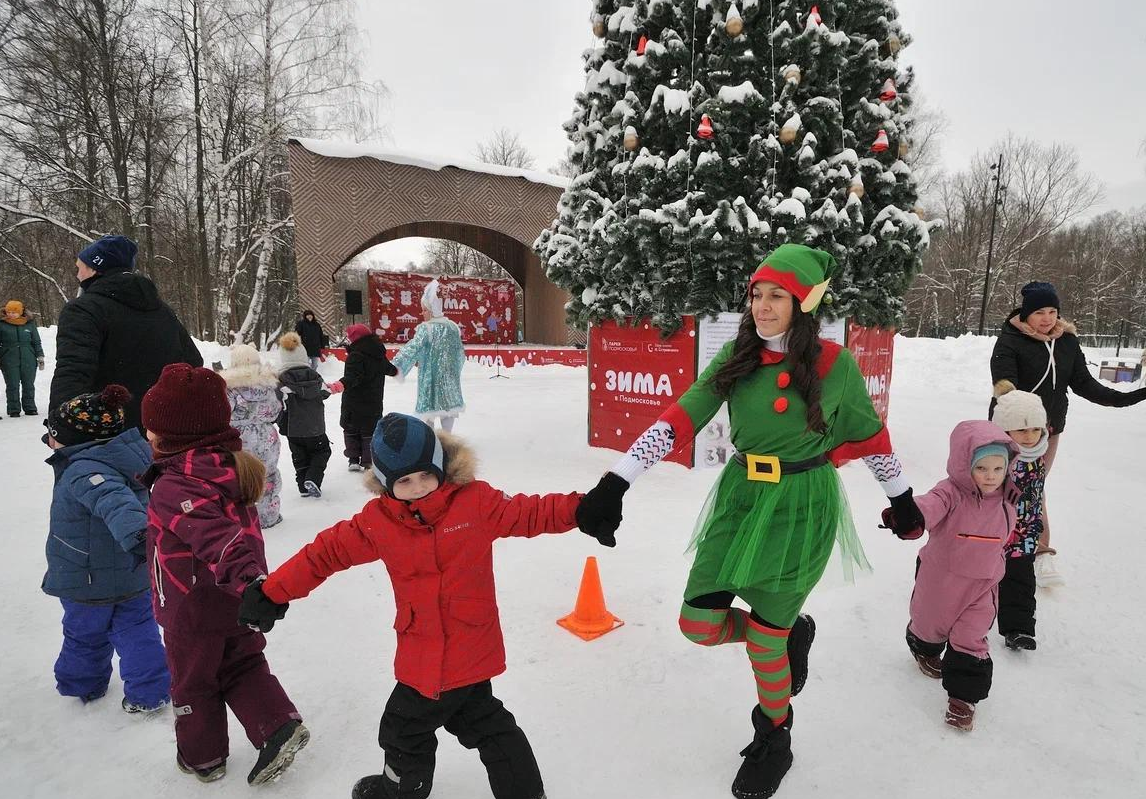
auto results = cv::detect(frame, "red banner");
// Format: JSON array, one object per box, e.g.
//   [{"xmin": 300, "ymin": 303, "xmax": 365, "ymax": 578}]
[
  {"xmin": 846, "ymin": 323, "xmax": 895, "ymax": 423},
  {"xmin": 367, "ymin": 272, "xmax": 517, "ymax": 345},
  {"xmin": 322, "ymin": 345, "xmax": 586, "ymax": 368},
  {"xmin": 588, "ymin": 318, "xmax": 697, "ymax": 467}
]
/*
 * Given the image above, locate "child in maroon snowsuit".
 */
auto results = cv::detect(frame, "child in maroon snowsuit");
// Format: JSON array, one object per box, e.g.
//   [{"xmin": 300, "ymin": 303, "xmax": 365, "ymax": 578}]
[
  {"xmin": 240, "ymin": 412, "xmax": 588, "ymax": 799},
  {"xmin": 887, "ymin": 419, "xmax": 1018, "ymax": 732},
  {"xmin": 140, "ymin": 363, "xmax": 308, "ymax": 784}
]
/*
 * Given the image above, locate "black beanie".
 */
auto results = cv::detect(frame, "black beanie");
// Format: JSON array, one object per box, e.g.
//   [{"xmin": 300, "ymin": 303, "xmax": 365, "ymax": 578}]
[
  {"xmin": 77, "ymin": 235, "xmax": 137, "ymax": 274},
  {"xmin": 1019, "ymin": 281, "xmax": 1059, "ymax": 321}
]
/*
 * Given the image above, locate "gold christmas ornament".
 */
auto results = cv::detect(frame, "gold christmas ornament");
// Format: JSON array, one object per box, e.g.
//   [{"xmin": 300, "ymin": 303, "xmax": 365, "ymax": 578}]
[
  {"xmin": 886, "ymin": 33, "xmax": 902, "ymax": 54},
  {"xmin": 898, "ymin": 139, "xmax": 911, "ymax": 158},
  {"xmin": 912, "ymin": 206, "xmax": 927, "ymax": 220},
  {"xmin": 592, "ymin": 15, "xmax": 606, "ymax": 38},
  {"xmin": 623, "ymin": 126, "xmax": 639, "ymax": 151},
  {"xmin": 783, "ymin": 64, "xmax": 802, "ymax": 84},
  {"xmin": 725, "ymin": 2, "xmax": 744, "ymax": 37},
  {"xmin": 779, "ymin": 113, "xmax": 801, "ymax": 145},
  {"xmin": 849, "ymin": 176, "xmax": 865, "ymax": 199}
]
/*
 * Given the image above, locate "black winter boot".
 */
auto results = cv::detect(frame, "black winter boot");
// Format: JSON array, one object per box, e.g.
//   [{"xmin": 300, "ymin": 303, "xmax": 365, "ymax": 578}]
[
  {"xmin": 731, "ymin": 705, "xmax": 794, "ymax": 799},
  {"xmin": 351, "ymin": 766, "xmax": 432, "ymax": 799},
  {"xmin": 787, "ymin": 614, "xmax": 815, "ymax": 696}
]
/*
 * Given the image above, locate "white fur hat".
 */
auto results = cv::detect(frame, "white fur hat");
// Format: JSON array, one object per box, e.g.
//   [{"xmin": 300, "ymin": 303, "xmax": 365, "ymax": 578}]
[
  {"xmin": 993, "ymin": 389, "xmax": 1047, "ymax": 432},
  {"xmin": 229, "ymin": 343, "xmax": 262, "ymax": 368},
  {"xmin": 421, "ymin": 278, "xmax": 444, "ymax": 318}
]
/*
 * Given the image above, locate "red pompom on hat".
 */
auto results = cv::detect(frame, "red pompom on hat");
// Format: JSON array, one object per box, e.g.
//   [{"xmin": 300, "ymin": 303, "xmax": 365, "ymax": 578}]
[
  {"xmin": 346, "ymin": 323, "xmax": 372, "ymax": 344},
  {"xmin": 141, "ymin": 363, "xmax": 241, "ymax": 453}
]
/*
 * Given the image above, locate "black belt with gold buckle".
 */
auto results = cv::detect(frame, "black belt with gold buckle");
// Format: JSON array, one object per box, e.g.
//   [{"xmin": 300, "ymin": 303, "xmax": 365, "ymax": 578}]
[{"xmin": 732, "ymin": 452, "xmax": 830, "ymax": 483}]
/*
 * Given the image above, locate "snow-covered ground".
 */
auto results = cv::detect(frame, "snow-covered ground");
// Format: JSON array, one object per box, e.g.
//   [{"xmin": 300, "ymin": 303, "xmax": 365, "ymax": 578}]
[{"xmin": 3, "ymin": 329, "xmax": 1144, "ymax": 799}]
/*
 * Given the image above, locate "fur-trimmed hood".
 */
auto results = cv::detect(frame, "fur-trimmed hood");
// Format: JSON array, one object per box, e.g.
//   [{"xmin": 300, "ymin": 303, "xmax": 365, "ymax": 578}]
[{"xmin": 365, "ymin": 429, "xmax": 476, "ymax": 494}]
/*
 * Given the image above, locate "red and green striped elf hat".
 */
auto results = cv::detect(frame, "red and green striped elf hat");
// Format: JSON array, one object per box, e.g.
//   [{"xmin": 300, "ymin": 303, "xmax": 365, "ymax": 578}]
[{"xmin": 748, "ymin": 244, "xmax": 836, "ymax": 314}]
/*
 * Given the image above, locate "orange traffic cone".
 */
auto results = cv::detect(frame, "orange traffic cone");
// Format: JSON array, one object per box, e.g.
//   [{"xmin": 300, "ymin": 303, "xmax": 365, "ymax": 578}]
[{"xmin": 557, "ymin": 556, "xmax": 624, "ymax": 641}]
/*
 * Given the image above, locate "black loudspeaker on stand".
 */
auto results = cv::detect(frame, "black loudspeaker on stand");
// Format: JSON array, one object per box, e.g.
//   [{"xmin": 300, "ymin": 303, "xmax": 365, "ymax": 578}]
[{"xmin": 344, "ymin": 289, "xmax": 363, "ymax": 323}]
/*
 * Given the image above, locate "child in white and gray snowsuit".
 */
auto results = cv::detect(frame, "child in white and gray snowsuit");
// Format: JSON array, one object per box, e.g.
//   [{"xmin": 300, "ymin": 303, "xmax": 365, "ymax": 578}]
[
  {"xmin": 990, "ymin": 388, "xmax": 1051, "ymax": 651},
  {"xmin": 276, "ymin": 332, "xmax": 331, "ymax": 497},
  {"xmin": 220, "ymin": 344, "xmax": 283, "ymax": 527}
]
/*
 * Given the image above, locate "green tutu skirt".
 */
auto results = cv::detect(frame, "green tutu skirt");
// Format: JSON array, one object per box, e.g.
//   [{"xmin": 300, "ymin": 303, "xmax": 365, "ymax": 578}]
[{"xmin": 684, "ymin": 460, "xmax": 871, "ymax": 600}]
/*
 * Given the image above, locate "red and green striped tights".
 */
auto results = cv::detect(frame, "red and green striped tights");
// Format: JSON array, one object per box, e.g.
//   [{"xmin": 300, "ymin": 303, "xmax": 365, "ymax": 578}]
[{"xmin": 679, "ymin": 603, "xmax": 793, "ymax": 726}]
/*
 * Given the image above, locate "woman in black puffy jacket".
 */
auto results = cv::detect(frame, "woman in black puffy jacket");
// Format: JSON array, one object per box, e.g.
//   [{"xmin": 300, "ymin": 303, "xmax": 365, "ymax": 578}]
[{"xmin": 989, "ymin": 281, "xmax": 1146, "ymax": 563}]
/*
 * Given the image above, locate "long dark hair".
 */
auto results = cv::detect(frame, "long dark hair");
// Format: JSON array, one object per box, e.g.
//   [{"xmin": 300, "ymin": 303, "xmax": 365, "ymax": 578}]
[{"xmin": 708, "ymin": 300, "xmax": 826, "ymax": 434}]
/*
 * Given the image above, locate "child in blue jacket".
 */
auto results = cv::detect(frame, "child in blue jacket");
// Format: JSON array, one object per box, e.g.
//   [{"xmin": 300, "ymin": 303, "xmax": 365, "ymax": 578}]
[{"xmin": 42, "ymin": 384, "xmax": 170, "ymax": 712}]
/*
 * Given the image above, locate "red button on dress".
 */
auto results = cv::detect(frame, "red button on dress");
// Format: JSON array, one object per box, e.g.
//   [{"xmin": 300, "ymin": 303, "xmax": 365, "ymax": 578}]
[
  {"xmin": 773, "ymin": 397, "xmax": 789, "ymax": 413},
  {"xmin": 776, "ymin": 372, "xmax": 791, "ymax": 389}
]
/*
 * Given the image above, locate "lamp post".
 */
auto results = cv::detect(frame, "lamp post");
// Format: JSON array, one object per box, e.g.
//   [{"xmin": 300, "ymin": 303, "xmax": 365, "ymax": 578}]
[{"xmin": 977, "ymin": 153, "xmax": 1006, "ymax": 336}]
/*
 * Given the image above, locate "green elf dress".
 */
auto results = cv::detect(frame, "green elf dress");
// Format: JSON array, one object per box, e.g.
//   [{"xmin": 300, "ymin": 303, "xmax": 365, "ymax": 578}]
[{"xmin": 609, "ymin": 245, "xmax": 909, "ymax": 627}]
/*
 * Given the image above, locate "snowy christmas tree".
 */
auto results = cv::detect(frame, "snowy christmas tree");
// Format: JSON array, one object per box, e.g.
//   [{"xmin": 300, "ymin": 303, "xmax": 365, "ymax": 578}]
[{"xmin": 536, "ymin": 0, "xmax": 933, "ymax": 331}]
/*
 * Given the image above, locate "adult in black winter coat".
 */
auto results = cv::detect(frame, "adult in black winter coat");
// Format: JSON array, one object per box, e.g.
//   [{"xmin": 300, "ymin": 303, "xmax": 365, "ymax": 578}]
[
  {"xmin": 337, "ymin": 324, "xmax": 398, "ymax": 470},
  {"xmin": 49, "ymin": 235, "xmax": 202, "ymax": 431},
  {"xmin": 294, "ymin": 310, "xmax": 327, "ymax": 369},
  {"xmin": 989, "ymin": 281, "xmax": 1146, "ymax": 554}
]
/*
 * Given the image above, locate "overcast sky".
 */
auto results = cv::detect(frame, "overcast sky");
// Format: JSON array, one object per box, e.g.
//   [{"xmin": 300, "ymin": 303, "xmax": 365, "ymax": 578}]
[{"xmin": 354, "ymin": 0, "xmax": 1146, "ymax": 266}]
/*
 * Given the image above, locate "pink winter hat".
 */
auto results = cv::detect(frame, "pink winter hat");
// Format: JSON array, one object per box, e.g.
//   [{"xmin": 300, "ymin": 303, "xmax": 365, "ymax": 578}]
[{"xmin": 346, "ymin": 324, "xmax": 372, "ymax": 344}]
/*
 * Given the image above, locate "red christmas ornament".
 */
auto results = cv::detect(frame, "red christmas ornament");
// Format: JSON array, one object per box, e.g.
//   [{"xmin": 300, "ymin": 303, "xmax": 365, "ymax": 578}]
[
  {"xmin": 879, "ymin": 78, "xmax": 898, "ymax": 102},
  {"xmin": 870, "ymin": 129, "xmax": 890, "ymax": 153},
  {"xmin": 636, "ymin": 35, "xmax": 648, "ymax": 55},
  {"xmin": 697, "ymin": 114, "xmax": 715, "ymax": 140},
  {"xmin": 808, "ymin": 5, "xmax": 822, "ymax": 26}
]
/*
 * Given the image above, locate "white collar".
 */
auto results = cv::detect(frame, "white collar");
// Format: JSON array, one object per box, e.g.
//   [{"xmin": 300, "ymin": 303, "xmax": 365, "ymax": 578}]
[{"xmin": 756, "ymin": 330, "xmax": 789, "ymax": 352}]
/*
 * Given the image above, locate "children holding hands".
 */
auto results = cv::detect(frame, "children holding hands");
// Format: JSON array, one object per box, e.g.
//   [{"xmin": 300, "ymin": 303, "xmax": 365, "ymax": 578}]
[{"xmin": 240, "ymin": 412, "xmax": 595, "ymax": 799}]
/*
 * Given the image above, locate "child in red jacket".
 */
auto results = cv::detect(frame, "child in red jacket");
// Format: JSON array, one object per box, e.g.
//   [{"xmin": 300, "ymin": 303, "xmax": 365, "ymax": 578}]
[
  {"xmin": 240, "ymin": 412, "xmax": 588, "ymax": 799},
  {"xmin": 140, "ymin": 363, "xmax": 307, "ymax": 784}
]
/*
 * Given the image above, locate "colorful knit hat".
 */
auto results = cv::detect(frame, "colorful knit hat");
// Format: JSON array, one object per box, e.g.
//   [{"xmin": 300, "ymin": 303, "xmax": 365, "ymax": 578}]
[
  {"xmin": 346, "ymin": 323, "xmax": 372, "ymax": 344},
  {"xmin": 748, "ymin": 244, "xmax": 836, "ymax": 313},
  {"xmin": 4, "ymin": 300, "xmax": 23, "ymax": 316},
  {"xmin": 370, "ymin": 413, "xmax": 447, "ymax": 494},
  {"xmin": 141, "ymin": 363, "xmax": 240, "ymax": 453},
  {"xmin": 47, "ymin": 384, "xmax": 131, "ymax": 447}
]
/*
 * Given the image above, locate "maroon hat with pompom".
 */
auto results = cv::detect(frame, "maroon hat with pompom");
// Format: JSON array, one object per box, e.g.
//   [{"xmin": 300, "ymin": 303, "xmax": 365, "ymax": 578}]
[
  {"xmin": 141, "ymin": 363, "xmax": 240, "ymax": 453},
  {"xmin": 47, "ymin": 384, "xmax": 132, "ymax": 447}
]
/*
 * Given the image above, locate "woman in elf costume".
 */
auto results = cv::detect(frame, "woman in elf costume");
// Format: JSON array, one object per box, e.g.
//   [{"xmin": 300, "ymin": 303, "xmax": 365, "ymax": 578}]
[{"xmin": 576, "ymin": 244, "xmax": 924, "ymax": 799}]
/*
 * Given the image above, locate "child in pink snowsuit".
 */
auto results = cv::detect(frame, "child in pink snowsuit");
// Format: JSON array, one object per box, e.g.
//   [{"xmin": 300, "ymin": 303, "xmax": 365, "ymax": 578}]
[{"xmin": 895, "ymin": 420, "xmax": 1017, "ymax": 731}]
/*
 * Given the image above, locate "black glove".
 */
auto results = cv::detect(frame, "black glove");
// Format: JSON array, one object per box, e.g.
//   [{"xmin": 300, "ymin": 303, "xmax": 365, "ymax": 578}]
[
  {"xmin": 576, "ymin": 472, "xmax": 629, "ymax": 548},
  {"xmin": 239, "ymin": 578, "xmax": 289, "ymax": 633},
  {"xmin": 884, "ymin": 488, "xmax": 925, "ymax": 540},
  {"xmin": 129, "ymin": 543, "xmax": 147, "ymax": 570}
]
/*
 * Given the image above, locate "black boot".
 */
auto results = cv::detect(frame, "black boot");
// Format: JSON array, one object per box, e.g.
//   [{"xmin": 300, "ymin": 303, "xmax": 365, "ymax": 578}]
[
  {"xmin": 351, "ymin": 766, "xmax": 432, "ymax": 799},
  {"xmin": 731, "ymin": 706, "xmax": 794, "ymax": 799},
  {"xmin": 787, "ymin": 615, "xmax": 815, "ymax": 696}
]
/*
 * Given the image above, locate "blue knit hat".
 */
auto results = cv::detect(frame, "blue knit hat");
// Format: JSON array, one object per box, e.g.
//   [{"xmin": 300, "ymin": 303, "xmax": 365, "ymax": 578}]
[
  {"xmin": 77, "ymin": 235, "xmax": 137, "ymax": 274},
  {"xmin": 1019, "ymin": 281, "xmax": 1059, "ymax": 321},
  {"xmin": 371, "ymin": 413, "xmax": 447, "ymax": 493},
  {"xmin": 971, "ymin": 443, "xmax": 1010, "ymax": 467}
]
